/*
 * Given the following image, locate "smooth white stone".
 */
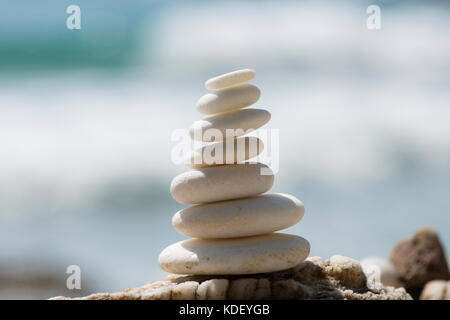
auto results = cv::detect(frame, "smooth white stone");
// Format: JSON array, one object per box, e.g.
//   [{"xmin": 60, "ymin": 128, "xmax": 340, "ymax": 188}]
[
  {"xmin": 158, "ymin": 233, "xmax": 310, "ymax": 275},
  {"xmin": 196, "ymin": 84, "xmax": 260, "ymax": 115},
  {"xmin": 361, "ymin": 256, "xmax": 402, "ymax": 288},
  {"xmin": 189, "ymin": 108, "xmax": 270, "ymax": 142},
  {"xmin": 172, "ymin": 193, "xmax": 304, "ymax": 238},
  {"xmin": 205, "ymin": 69, "xmax": 256, "ymax": 90},
  {"xmin": 170, "ymin": 163, "xmax": 274, "ymax": 204},
  {"xmin": 184, "ymin": 136, "xmax": 264, "ymax": 169}
]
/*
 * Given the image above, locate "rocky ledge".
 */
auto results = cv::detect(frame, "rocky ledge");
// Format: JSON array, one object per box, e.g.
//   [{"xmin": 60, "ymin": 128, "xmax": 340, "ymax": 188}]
[{"xmin": 51, "ymin": 255, "xmax": 411, "ymax": 300}]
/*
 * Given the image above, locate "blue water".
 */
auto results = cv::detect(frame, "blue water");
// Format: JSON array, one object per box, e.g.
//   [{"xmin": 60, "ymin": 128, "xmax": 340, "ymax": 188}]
[{"xmin": 1, "ymin": 171, "xmax": 449, "ymax": 298}]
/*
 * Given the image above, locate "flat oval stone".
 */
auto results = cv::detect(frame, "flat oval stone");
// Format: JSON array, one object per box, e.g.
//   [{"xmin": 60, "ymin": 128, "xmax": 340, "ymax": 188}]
[
  {"xmin": 170, "ymin": 163, "xmax": 274, "ymax": 204},
  {"xmin": 189, "ymin": 108, "xmax": 270, "ymax": 142},
  {"xmin": 184, "ymin": 136, "xmax": 264, "ymax": 169},
  {"xmin": 205, "ymin": 69, "xmax": 256, "ymax": 90},
  {"xmin": 173, "ymin": 193, "xmax": 304, "ymax": 238},
  {"xmin": 196, "ymin": 84, "xmax": 260, "ymax": 115},
  {"xmin": 158, "ymin": 233, "xmax": 310, "ymax": 275}
]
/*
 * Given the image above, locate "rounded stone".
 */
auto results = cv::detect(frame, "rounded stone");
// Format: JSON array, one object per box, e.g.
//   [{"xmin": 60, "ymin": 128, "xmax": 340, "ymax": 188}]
[
  {"xmin": 184, "ymin": 136, "xmax": 264, "ymax": 169},
  {"xmin": 170, "ymin": 163, "xmax": 274, "ymax": 204},
  {"xmin": 205, "ymin": 69, "xmax": 256, "ymax": 90},
  {"xmin": 196, "ymin": 84, "xmax": 260, "ymax": 115},
  {"xmin": 158, "ymin": 233, "xmax": 310, "ymax": 275},
  {"xmin": 172, "ymin": 193, "xmax": 304, "ymax": 238},
  {"xmin": 390, "ymin": 227, "xmax": 450, "ymax": 292},
  {"xmin": 420, "ymin": 280, "xmax": 450, "ymax": 300},
  {"xmin": 329, "ymin": 255, "xmax": 366, "ymax": 288},
  {"xmin": 189, "ymin": 108, "xmax": 270, "ymax": 142}
]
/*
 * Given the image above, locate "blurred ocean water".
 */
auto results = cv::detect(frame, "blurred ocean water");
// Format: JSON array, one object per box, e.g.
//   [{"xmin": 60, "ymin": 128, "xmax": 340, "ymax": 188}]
[{"xmin": 0, "ymin": 0, "xmax": 450, "ymax": 298}]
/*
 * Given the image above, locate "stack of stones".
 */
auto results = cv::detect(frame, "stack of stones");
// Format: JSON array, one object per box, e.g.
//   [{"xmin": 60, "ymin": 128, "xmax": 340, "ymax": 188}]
[{"xmin": 159, "ymin": 69, "xmax": 310, "ymax": 275}]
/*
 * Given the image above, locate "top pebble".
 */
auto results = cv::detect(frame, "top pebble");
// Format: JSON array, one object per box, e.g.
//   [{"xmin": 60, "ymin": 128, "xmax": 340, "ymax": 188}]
[{"xmin": 205, "ymin": 69, "xmax": 256, "ymax": 90}]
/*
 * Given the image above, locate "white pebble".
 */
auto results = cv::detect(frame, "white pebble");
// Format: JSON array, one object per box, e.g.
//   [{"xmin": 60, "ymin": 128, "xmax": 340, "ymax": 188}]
[
  {"xmin": 189, "ymin": 108, "xmax": 270, "ymax": 142},
  {"xmin": 184, "ymin": 136, "xmax": 263, "ymax": 169},
  {"xmin": 170, "ymin": 163, "xmax": 274, "ymax": 204},
  {"xmin": 172, "ymin": 193, "xmax": 304, "ymax": 238},
  {"xmin": 205, "ymin": 69, "xmax": 256, "ymax": 90},
  {"xmin": 196, "ymin": 84, "xmax": 260, "ymax": 115},
  {"xmin": 158, "ymin": 233, "xmax": 310, "ymax": 275}
]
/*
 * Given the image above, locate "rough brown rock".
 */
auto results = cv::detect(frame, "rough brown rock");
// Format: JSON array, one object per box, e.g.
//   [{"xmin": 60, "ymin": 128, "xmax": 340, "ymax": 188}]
[
  {"xmin": 390, "ymin": 227, "xmax": 450, "ymax": 296},
  {"xmin": 50, "ymin": 255, "xmax": 411, "ymax": 300}
]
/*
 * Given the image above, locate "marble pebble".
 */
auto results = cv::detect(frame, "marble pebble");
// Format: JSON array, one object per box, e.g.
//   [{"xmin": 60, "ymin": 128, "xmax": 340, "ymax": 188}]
[
  {"xmin": 172, "ymin": 193, "xmax": 304, "ymax": 238},
  {"xmin": 205, "ymin": 69, "xmax": 256, "ymax": 90},
  {"xmin": 170, "ymin": 163, "xmax": 274, "ymax": 204},
  {"xmin": 196, "ymin": 84, "xmax": 260, "ymax": 115},
  {"xmin": 158, "ymin": 233, "xmax": 310, "ymax": 275},
  {"xmin": 184, "ymin": 136, "xmax": 263, "ymax": 169},
  {"xmin": 189, "ymin": 108, "xmax": 270, "ymax": 142}
]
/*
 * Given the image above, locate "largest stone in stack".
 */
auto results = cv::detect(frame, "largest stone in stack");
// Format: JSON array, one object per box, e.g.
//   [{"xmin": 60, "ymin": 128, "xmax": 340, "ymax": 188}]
[{"xmin": 159, "ymin": 69, "xmax": 310, "ymax": 275}]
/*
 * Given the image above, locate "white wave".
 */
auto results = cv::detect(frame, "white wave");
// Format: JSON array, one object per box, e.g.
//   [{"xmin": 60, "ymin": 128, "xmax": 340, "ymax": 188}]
[{"xmin": 154, "ymin": 1, "xmax": 450, "ymax": 78}]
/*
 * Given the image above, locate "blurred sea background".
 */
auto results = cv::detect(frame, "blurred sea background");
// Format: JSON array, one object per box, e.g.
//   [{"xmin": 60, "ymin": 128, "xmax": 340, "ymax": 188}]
[{"xmin": 1, "ymin": 0, "xmax": 450, "ymax": 298}]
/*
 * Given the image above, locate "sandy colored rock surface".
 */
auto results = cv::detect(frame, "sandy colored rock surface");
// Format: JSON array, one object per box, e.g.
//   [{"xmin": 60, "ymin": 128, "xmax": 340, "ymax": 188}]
[
  {"xmin": 420, "ymin": 280, "xmax": 450, "ymax": 300},
  {"xmin": 50, "ymin": 256, "xmax": 412, "ymax": 300}
]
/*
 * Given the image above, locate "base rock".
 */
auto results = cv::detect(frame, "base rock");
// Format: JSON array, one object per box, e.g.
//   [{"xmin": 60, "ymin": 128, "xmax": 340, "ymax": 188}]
[{"xmin": 51, "ymin": 256, "xmax": 411, "ymax": 300}]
